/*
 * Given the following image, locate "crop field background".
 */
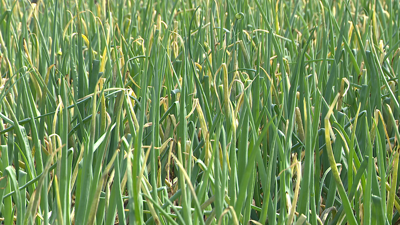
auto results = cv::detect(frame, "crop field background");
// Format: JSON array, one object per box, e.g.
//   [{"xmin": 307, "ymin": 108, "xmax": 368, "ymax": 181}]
[{"xmin": 0, "ymin": 0, "xmax": 400, "ymax": 224}]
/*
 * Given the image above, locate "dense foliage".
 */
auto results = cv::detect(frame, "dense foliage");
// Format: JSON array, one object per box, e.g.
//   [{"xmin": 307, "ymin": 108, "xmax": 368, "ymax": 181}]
[{"xmin": 1, "ymin": 0, "xmax": 400, "ymax": 224}]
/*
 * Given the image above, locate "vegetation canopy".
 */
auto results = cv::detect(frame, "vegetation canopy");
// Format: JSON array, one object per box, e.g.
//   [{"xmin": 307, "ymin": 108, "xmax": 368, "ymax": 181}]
[{"xmin": 0, "ymin": 0, "xmax": 400, "ymax": 224}]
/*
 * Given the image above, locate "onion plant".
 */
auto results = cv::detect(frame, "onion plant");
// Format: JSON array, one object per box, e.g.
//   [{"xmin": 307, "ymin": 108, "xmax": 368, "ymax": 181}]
[{"xmin": 1, "ymin": 0, "xmax": 400, "ymax": 224}]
